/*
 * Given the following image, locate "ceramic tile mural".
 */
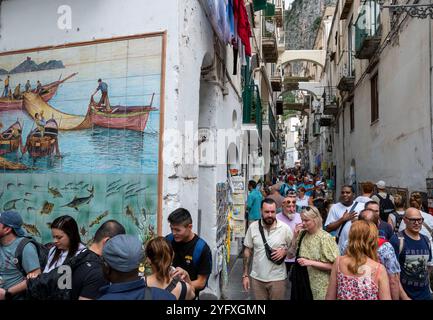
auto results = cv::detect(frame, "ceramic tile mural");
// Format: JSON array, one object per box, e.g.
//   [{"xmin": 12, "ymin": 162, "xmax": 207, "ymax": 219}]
[{"xmin": 0, "ymin": 34, "xmax": 164, "ymax": 244}]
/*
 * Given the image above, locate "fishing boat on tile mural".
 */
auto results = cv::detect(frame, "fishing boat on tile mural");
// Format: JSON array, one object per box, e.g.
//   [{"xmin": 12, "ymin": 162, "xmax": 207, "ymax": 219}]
[{"xmin": 0, "ymin": 120, "xmax": 22, "ymax": 156}]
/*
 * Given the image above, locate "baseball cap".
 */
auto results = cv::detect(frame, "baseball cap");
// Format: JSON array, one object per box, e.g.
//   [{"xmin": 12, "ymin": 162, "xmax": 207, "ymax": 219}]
[
  {"xmin": 0, "ymin": 211, "xmax": 25, "ymax": 237},
  {"xmin": 376, "ymin": 180, "xmax": 386, "ymax": 189},
  {"xmin": 102, "ymin": 234, "xmax": 144, "ymax": 272}
]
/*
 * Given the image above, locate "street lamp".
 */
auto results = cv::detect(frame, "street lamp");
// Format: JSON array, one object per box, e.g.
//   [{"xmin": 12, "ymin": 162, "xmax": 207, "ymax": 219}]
[{"xmin": 378, "ymin": 0, "xmax": 433, "ymax": 19}]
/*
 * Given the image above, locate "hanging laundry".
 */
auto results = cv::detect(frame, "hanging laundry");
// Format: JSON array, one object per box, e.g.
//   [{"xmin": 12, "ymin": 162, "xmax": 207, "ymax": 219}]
[{"xmin": 233, "ymin": 0, "xmax": 252, "ymax": 56}]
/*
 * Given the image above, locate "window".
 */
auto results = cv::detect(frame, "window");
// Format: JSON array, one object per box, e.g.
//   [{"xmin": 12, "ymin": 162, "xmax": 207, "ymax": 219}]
[
  {"xmin": 371, "ymin": 73, "xmax": 379, "ymax": 123},
  {"xmin": 350, "ymin": 103, "xmax": 354, "ymax": 132}
]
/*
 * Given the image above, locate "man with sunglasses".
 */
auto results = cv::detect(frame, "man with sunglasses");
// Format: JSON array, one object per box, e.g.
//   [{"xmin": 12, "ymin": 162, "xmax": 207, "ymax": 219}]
[
  {"xmin": 276, "ymin": 193, "xmax": 302, "ymax": 274},
  {"xmin": 390, "ymin": 208, "xmax": 433, "ymax": 300}
]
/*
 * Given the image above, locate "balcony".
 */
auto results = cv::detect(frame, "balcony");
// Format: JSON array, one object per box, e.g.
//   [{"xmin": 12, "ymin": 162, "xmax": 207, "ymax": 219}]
[
  {"xmin": 355, "ymin": 0, "xmax": 381, "ymax": 60},
  {"xmin": 337, "ymin": 52, "xmax": 355, "ymax": 92},
  {"xmin": 322, "ymin": 86, "xmax": 338, "ymax": 115},
  {"xmin": 262, "ymin": 17, "xmax": 278, "ymax": 63},
  {"xmin": 340, "ymin": 0, "xmax": 354, "ymax": 20},
  {"xmin": 275, "ymin": 0, "xmax": 284, "ymax": 28},
  {"xmin": 319, "ymin": 115, "xmax": 334, "ymax": 127},
  {"xmin": 262, "ymin": 103, "xmax": 277, "ymax": 142},
  {"xmin": 270, "ymin": 74, "xmax": 282, "ymax": 92}
]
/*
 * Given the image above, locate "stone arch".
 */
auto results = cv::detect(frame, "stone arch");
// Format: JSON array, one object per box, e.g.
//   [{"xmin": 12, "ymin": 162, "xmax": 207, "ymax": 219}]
[{"xmin": 278, "ymin": 50, "xmax": 326, "ymax": 69}]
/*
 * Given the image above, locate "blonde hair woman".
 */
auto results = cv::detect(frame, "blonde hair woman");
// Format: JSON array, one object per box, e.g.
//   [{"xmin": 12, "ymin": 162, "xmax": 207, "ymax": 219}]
[
  {"xmin": 326, "ymin": 220, "xmax": 391, "ymax": 300},
  {"xmin": 289, "ymin": 206, "xmax": 339, "ymax": 300}
]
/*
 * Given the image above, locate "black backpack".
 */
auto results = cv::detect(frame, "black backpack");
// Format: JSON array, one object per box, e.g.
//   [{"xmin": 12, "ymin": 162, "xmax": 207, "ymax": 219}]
[
  {"xmin": 390, "ymin": 212, "xmax": 404, "ymax": 233},
  {"xmin": 26, "ymin": 249, "xmax": 92, "ymax": 300},
  {"xmin": 376, "ymin": 194, "xmax": 395, "ymax": 221},
  {"xmin": 14, "ymin": 237, "xmax": 51, "ymax": 276}
]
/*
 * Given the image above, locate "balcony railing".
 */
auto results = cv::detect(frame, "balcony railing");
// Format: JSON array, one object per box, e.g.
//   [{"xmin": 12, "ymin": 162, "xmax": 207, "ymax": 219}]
[
  {"xmin": 337, "ymin": 50, "xmax": 355, "ymax": 92},
  {"xmin": 275, "ymin": 0, "xmax": 284, "ymax": 28},
  {"xmin": 262, "ymin": 16, "xmax": 278, "ymax": 63},
  {"xmin": 262, "ymin": 103, "xmax": 277, "ymax": 141},
  {"xmin": 323, "ymin": 86, "xmax": 338, "ymax": 115},
  {"xmin": 355, "ymin": 0, "xmax": 381, "ymax": 59}
]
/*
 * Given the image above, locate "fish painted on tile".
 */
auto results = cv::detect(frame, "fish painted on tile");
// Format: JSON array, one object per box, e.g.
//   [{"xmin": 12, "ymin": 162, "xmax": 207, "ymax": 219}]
[
  {"xmin": 125, "ymin": 205, "xmax": 139, "ymax": 227},
  {"xmin": 134, "ymin": 186, "xmax": 149, "ymax": 193},
  {"xmin": 61, "ymin": 188, "xmax": 94, "ymax": 211},
  {"xmin": 33, "ymin": 185, "xmax": 42, "ymax": 189},
  {"xmin": 89, "ymin": 211, "xmax": 109, "ymax": 228},
  {"xmin": 6, "ymin": 183, "xmax": 15, "ymax": 190},
  {"xmin": 48, "ymin": 183, "xmax": 63, "ymax": 198},
  {"xmin": 40, "ymin": 201, "xmax": 54, "ymax": 215},
  {"xmin": 17, "ymin": 183, "xmax": 24, "ymax": 187},
  {"xmin": 25, "ymin": 192, "xmax": 32, "ymax": 197},
  {"xmin": 27, "ymin": 207, "xmax": 36, "ymax": 214},
  {"xmin": 80, "ymin": 226, "xmax": 88, "ymax": 237},
  {"xmin": 23, "ymin": 199, "xmax": 32, "ymax": 204},
  {"xmin": 107, "ymin": 179, "xmax": 122, "ymax": 189},
  {"xmin": 22, "ymin": 223, "xmax": 41, "ymax": 237},
  {"xmin": 3, "ymin": 199, "xmax": 21, "ymax": 211}
]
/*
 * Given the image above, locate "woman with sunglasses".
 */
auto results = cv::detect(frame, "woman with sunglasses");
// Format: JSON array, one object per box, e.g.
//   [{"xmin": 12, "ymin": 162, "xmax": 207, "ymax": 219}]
[{"xmin": 288, "ymin": 206, "xmax": 339, "ymax": 300}]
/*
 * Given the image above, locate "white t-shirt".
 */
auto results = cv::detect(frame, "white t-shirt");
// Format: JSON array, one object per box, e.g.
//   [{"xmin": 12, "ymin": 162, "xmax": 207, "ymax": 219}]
[
  {"xmin": 43, "ymin": 243, "xmax": 86, "ymax": 273},
  {"xmin": 244, "ymin": 220, "xmax": 293, "ymax": 282},
  {"xmin": 325, "ymin": 201, "xmax": 365, "ymax": 254},
  {"xmin": 398, "ymin": 211, "xmax": 433, "ymax": 267},
  {"xmin": 296, "ymin": 195, "xmax": 310, "ymax": 209}
]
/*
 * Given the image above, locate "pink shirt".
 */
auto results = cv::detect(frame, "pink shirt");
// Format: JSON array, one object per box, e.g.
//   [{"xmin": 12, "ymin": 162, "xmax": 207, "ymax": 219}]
[{"xmin": 276, "ymin": 212, "xmax": 302, "ymax": 262}]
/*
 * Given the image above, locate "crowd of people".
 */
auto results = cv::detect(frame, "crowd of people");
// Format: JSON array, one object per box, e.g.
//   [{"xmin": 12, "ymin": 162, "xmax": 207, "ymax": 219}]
[
  {"xmin": 0, "ymin": 208, "xmax": 212, "ymax": 300},
  {"xmin": 244, "ymin": 168, "xmax": 433, "ymax": 300}
]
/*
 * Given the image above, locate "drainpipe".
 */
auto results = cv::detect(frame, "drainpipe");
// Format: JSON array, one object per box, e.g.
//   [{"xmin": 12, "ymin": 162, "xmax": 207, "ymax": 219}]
[{"xmin": 428, "ymin": 0, "xmax": 433, "ymax": 214}]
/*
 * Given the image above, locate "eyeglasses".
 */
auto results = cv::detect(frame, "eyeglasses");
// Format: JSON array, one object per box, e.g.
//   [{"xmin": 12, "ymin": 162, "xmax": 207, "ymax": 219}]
[
  {"xmin": 341, "ymin": 191, "xmax": 352, "ymax": 194},
  {"xmin": 404, "ymin": 217, "xmax": 424, "ymax": 224}
]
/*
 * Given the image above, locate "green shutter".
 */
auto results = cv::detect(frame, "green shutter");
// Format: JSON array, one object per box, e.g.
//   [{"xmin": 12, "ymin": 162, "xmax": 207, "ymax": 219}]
[
  {"xmin": 253, "ymin": 0, "xmax": 267, "ymax": 11},
  {"xmin": 265, "ymin": 3, "xmax": 275, "ymax": 16}
]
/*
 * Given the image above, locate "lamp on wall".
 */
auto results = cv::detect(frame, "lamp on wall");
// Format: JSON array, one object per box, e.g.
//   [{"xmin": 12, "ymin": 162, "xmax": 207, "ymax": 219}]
[{"xmin": 378, "ymin": 0, "xmax": 433, "ymax": 19}]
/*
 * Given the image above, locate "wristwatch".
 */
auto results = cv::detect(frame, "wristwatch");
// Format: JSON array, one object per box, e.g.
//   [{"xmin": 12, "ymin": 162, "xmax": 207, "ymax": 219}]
[{"xmin": 5, "ymin": 289, "xmax": 12, "ymax": 300}]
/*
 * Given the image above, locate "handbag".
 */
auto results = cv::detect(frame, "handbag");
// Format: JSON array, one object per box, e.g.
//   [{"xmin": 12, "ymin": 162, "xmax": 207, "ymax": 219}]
[
  {"xmin": 258, "ymin": 221, "xmax": 286, "ymax": 265},
  {"xmin": 290, "ymin": 231, "xmax": 313, "ymax": 300}
]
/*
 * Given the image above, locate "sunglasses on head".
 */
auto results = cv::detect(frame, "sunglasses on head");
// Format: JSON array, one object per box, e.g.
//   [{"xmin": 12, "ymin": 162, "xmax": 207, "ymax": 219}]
[{"xmin": 304, "ymin": 206, "xmax": 320, "ymax": 216}]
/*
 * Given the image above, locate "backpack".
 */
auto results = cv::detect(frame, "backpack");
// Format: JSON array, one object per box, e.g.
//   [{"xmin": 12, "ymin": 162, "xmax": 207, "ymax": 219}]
[
  {"xmin": 14, "ymin": 236, "xmax": 51, "ymax": 276},
  {"xmin": 26, "ymin": 248, "xmax": 92, "ymax": 300},
  {"xmin": 390, "ymin": 212, "xmax": 404, "ymax": 233},
  {"xmin": 165, "ymin": 234, "xmax": 212, "ymax": 286},
  {"xmin": 376, "ymin": 194, "xmax": 395, "ymax": 221},
  {"xmin": 397, "ymin": 231, "xmax": 431, "ymax": 256}
]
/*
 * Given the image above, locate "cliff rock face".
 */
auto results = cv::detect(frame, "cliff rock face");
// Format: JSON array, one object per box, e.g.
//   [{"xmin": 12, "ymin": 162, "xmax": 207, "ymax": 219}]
[{"xmin": 285, "ymin": 0, "xmax": 336, "ymax": 50}]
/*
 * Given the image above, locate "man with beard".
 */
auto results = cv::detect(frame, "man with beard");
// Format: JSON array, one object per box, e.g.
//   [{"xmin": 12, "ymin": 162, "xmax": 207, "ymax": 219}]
[
  {"xmin": 324, "ymin": 185, "xmax": 364, "ymax": 254},
  {"xmin": 242, "ymin": 198, "xmax": 293, "ymax": 300}
]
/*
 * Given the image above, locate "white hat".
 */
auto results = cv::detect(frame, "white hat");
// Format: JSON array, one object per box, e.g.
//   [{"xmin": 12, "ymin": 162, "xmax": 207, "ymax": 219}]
[{"xmin": 376, "ymin": 180, "xmax": 386, "ymax": 189}]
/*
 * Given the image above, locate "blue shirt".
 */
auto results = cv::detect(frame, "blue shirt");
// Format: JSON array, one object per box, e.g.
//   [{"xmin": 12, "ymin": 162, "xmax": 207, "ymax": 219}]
[
  {"xmin": 98, "ymin": 278, "xmax": 176, "ymax": 300},
  {"xmin": 97, "ymin": 82, "xmax": 108, "ymax": 93},
  {"xmin": 247, "ymin": 189, "xmax": 263, "ymax": 221},
  {"xmin": 0, "ymin": 237, "xmax": 40, "ymax": 291},
  {"xmin": 298, "ymin": 183, "xmax": 314, "ymax": 196},
  {"xmin": 390, "ymin": 232, "xmax": 432, "ymax": 300}
]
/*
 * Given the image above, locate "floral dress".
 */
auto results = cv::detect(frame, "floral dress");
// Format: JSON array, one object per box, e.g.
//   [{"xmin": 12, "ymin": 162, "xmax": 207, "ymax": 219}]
[
  {"xmin": 298, "ymin": 229, "xmax": 339, "ymax": 300},
  {"xmin": 336, "ymin": 257, "xmax": 380, "ymax": 300}
]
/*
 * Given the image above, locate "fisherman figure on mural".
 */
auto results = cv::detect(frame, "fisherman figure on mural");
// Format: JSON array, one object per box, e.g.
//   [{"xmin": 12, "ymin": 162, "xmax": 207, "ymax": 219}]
[
  {"xmin": 92, "ymin": 79, "xmax": 111, "ymax": 111},
  {"xmin": 25, "ymin": 80, "xmax": 31, "ymax": 93},
  {"xmin": 36, "ymin": 81, "xmax": 42, "ymax": 95},
  {"xmin": 34, "ymin": 111, "xmax": 46, "ymax": 137},
  {"xmin": 13, "ymin": 84, "xmax": 22, "ymax": 100},
  {"xmin": 2, "ymin": 75, "xmax": 10, "ymax": 98}
]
